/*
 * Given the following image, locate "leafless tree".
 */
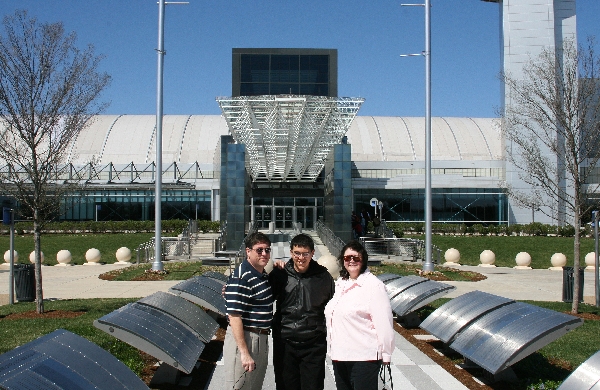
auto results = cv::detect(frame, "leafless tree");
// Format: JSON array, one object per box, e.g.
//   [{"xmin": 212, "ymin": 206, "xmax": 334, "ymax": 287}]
[
  {"xmin": 0, "ymin": 10, "xmax": 110, "ymax": 313},
  {"xmin": 501, "ymin": 37, "xmax": 600, "ymax": 313}
]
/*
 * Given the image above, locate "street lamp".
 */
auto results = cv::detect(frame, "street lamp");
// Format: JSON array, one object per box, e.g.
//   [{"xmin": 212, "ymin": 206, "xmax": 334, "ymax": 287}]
[
  {"xmin": 153, "ymin": 0, "xmax": 188, "ymax": 271},
  {"xmin": 401, "ymin": 0, "xmax": 434, "ymax": 271}
]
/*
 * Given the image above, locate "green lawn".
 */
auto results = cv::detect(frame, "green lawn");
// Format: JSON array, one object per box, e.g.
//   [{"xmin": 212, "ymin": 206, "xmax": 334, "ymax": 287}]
[
  {"xmin": 0, "ymin": 298, "xmax": 144, "ymax": 374},
  {"xmin": 409, "ymin": 234, "xmax": 597, "ymax": 269},
  {"xmin": 0, "ymin": 233, "xmax": 154, "ymax": 265}
]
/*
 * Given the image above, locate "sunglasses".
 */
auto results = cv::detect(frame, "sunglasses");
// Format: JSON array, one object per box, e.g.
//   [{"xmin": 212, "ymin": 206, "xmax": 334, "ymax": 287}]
[
  {"xmin": 251, "ymin": 247, "xmax": 271, "ymax": 254},
  {"xmin": 343, "ymin": 255, "xmax": 362, "ymax": 263}
]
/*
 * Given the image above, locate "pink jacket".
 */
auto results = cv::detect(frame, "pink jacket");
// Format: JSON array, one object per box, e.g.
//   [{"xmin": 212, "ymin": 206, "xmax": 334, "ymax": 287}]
[{"xmin": 324, "ymin": 270, "xmax": 395, "ymax": 363}]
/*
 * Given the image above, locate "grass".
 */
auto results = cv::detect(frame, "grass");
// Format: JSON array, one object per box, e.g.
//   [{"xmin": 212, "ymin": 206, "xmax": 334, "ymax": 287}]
[
  {"xmin": 98, "ymin": 261, "xmax": 224, "ymax": 281},
  {"xmin": 371, "ymin": 262, "xmax": 486, "ymax": 281},
  {"xmin": 409, "ymin": 234, "xmax": 597, "ymax": 269},
  {"xmin": 0, "ymin": 233, "xmax": 154, "ymax": 265},
  {"xmin": 0, "ymin": 298, "xmax": 144, "ymax": 374}
]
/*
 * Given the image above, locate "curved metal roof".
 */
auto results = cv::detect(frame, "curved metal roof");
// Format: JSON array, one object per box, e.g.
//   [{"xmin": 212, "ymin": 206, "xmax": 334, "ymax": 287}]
[
  {"xmin": 36, "ymin": 114, "xmax": 502, "ymax": 167},
  {"xmin": 345, "ymin": 116, "xmax": 503, "ymax": 162}
]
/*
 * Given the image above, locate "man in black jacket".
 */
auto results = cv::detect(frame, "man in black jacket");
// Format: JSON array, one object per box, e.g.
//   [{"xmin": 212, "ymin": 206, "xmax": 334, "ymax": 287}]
[{"xmin": 269, "ymin": 233, "xmax": 335, "ymax": 390}]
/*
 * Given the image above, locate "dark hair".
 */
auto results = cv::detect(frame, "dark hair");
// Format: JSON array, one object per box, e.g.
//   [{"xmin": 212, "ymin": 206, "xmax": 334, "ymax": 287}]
[
  {"xmin": 290, "ymin": 233, "xmax": 314, "ymax": 251},
  {"xmin": 338, "ymin": 240, "xmax": 369, "ymax": 280},
  {"xmin": 245, "ymin": 232, "xmax": 271, "ymax": 249}
]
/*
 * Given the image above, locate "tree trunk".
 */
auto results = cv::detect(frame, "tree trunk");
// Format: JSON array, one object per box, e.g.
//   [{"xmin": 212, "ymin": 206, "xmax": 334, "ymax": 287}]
[
  {"xmin": 571, "ymin": 208, "xmax": 581, "ymax": 314},
  {"xmin": 34, "ymin": 221, "xmax": 44, "ymax": 314}
]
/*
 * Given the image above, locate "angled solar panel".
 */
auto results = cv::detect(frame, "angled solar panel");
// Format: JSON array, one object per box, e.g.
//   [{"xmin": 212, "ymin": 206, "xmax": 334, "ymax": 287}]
[
  {"xmin": 138, "ymin": 291, "xmax": 219, "ymax": 343},
  {"xmin": 389, "ymin": 279, "xmax": 456, "ymax": 317},
  {"xmin": 376, "ymin": 273, "xmax": 402, "ymax": 284},
  {"xmin": 94, "ymin": 303, "xmax": 205, "ymax": 374},
  {"xmin": 0, "ymin": 329, "xmax": 148, "ymax": 389},
  {"xmin": 420, "ymin": 291, "xmax": 515, "ymax": 344},
  {"xmin": 202, "ymin": 271, "xmax": 228, "ymax": 284},
  {"xmin": 169, "ymin": 276, "xmax": 227, "ymax": 316},
  {"xmin": 558, "ymin": 350, "xmax": 600, "ymax": 390},
  {"xmin": 200, "ymin": 256, "xmax": 230, "ymax": 266},
  {"xmin": 450, "ymin": 302, "xmax": 584, "ymax": 374},
  {"xmin": 384, "ymin": 275, "xmax": 427, "ymax": 300}
]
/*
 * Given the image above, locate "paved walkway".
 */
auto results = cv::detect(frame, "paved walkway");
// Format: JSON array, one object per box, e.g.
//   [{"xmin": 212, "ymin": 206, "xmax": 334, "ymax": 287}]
[{"xmin": 1, "ymin": 232, "xmax": 598, "ymax": 389}]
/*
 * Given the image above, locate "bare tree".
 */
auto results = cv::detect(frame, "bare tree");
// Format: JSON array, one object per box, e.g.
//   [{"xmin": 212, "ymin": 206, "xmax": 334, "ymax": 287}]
[
  {"xmin": 0, "ymin": 10, "xmax": 110, "ymax": 313},
  {"xmin": 501, "ymin": 37, "xmax": 600, "ymax": 313}
]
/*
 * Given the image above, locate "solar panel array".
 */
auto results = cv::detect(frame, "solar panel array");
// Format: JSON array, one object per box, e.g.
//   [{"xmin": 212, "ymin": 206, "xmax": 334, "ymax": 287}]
[
  {"xmin": 558, "ymin": 350, "xmax": 600, "ymax": 390},
  {"xmin": 0, "ymin": 330, "xmax": 149, "ymax": 390},
  {"xmin": 1, "ymin": 272, "xmax": 229, "ymax": 384},
  {"xmin": 377, "ymin": 274, "xmax": 456, "ymax": 318},
  {"xmin": 419, "ymin": 290, "xmax": 584, "ymax": 375}
]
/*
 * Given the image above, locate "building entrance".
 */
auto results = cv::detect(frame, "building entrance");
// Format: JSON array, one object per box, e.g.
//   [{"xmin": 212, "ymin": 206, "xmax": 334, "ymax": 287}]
[{"xmin": 252, "ymin": 197, "xmax": 321, "ymax": 230}]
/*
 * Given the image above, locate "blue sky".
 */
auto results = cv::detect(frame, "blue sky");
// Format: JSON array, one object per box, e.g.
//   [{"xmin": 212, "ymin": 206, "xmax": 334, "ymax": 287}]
[{"xmin": 3, "ymin": 1, "xmax": 600, "ymax": 118}]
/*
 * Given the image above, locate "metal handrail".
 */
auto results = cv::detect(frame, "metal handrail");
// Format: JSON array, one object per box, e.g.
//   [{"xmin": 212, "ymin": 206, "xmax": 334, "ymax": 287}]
[{"xmin": 315, "ymin": 219, "xmax": 345, "ymax": 258}]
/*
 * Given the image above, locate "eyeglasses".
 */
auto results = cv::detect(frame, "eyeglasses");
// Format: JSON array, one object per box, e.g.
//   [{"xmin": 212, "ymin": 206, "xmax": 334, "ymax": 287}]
[
  {"xmin": 251, "ymin": 247, "xmax": 271, "ymax": 255},
  {"xmin": 292, "ymin": 251, "xmax": 312, "ymax": 258},
  {"xmin": 343, "ymin": 255, "xmax": 362, "ymax": 263}
]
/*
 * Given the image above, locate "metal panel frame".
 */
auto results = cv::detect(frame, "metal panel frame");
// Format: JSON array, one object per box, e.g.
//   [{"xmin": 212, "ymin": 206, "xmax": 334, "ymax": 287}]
[
  {"xmin": 94, "ymin": 303, "xmax": 205, "ymax": 374},
  {"xmin": 420, "ymin": 291, "xmax": 515, "ymax": 344},
  {"xmin": 558, "ymin": 350, "xmax": 600, "ymax": 390},
  {"xmin": 169, "ymin": 276, "xmax": 227, "ymax": 316}
]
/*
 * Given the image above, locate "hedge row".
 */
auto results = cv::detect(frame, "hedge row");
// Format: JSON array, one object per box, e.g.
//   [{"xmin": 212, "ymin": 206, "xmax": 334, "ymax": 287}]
[
  {"xmin": 0, "ymin": 220, "xmax": 221, "ymax": 235},
  {"xmin": 386, "ymin": 222, "xmax": 582, "ymax": 237}
]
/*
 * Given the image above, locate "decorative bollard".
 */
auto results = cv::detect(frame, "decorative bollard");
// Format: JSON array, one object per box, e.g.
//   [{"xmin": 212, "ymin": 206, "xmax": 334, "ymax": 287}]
[
  {"xmin": 584, "ymin": 252, "xmax": 596, "ymax": 271},
  {"xmin": 84, "ymin": 248, "xmax": 102, "ymax": 266},
  {"xmin": 549, "ymin": 252, "xmax": 567, "ymax": 271},
  {"xmin": 443, "ymin": 248, "xmax": 461, "ymax": 266},
  {"xmin": 2, "ymin": 250, "xmax": 18, "ymax": 267},
  {"xmin": 55, "ymin": 250, "xmax": 72, "ymax": 266},
  {"xmin": 514, "ymin": 252, "xmax": 532, "ymax": 269},
  {"xmin": 479, "ymin": 250, "xmax": 496, "ymax": 267},
  {"xmin": 115, "ymin": 247, "xmax": 132, "ymax": 265},
  {"xmin": 317, "ymin": 254, "xmax": 340, "ymax": 279},
  {"xmin": 29, "ymin": 251, "xmax": 44, "ymax": 264}
]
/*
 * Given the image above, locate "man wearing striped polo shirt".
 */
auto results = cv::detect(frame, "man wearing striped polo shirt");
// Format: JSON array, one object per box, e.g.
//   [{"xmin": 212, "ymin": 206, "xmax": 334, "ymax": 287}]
[{"xmin": 223, "ymin": 232, "xmax": 274, "ymax": 390}]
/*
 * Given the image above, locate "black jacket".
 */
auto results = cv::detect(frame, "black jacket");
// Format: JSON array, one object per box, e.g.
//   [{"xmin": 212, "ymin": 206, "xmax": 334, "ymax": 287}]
[{"xmin": 269, "ymin": 259, "xmax": 335, "ymax": 342}]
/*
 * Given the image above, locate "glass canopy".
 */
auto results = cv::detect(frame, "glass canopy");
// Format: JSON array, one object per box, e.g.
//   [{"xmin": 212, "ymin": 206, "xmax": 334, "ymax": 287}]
[{"xmin": 217, "ymin": 95, "xmax": 364, "ymax": 182}]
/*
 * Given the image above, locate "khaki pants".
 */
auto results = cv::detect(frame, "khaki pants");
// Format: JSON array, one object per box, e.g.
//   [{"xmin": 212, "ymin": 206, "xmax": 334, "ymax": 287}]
[{"xmin": 223, "ymin": 326, "xmax": 269, "ymax": 390}]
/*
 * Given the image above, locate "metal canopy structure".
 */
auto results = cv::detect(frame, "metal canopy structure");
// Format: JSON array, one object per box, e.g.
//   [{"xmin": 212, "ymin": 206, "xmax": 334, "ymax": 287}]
[{"xmin": 217, "ymin": 95, "xmax": 364, "ymax": 182}]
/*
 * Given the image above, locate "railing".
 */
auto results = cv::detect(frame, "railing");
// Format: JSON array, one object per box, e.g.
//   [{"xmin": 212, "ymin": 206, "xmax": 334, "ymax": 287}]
[
  {"xmin": 315, "ymin": 219, "xmax": 345, "ymax": 258},
  {"xmin": 136, "ymin": 220, "xmax": 196, "ymax": 263},
  {"xmin": 359, "ymin": 237, "xmax": 442, "ymax": 264}
]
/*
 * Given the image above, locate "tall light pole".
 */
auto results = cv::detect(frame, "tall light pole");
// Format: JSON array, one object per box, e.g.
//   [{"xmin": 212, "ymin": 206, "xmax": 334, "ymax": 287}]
[
  {"xmin": 401, "ymin": 0, "xmax": 434, "ymax": 271},
  {"xmin": 153, "ymin": 0, "xmax": 188, "ymax": 271}
]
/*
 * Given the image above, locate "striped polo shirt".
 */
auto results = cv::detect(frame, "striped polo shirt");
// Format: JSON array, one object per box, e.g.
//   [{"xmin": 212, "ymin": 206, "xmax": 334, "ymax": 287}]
[{"xmin": 225, "ymin": 259, "xmax": 274, "ymax": 329}]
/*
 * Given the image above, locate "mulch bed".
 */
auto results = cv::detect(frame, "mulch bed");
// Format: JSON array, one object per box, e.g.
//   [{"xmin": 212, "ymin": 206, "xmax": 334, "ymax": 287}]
[{"xmin": 0, "ymin": 310, "xmax": 85, "ymax": 320}]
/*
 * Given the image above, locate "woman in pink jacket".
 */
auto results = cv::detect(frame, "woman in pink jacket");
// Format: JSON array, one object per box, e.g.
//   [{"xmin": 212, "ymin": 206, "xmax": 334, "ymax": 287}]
[{"xmin": 324, "ymin": 240, "xmax": 395, "ymax": 390}]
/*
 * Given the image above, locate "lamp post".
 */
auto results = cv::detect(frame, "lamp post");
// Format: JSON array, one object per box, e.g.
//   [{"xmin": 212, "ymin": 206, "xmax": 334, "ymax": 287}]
[
  {"xmin": 401, "ymin": 0, "xmax": 433, "ymax": 271},
  {"xmin": 153, "ymin": 0, "xmax": 187, "ymax": 271},
  {"xmin": 594, "ymin": 210, "xmax": 599, "ymax": 307}
]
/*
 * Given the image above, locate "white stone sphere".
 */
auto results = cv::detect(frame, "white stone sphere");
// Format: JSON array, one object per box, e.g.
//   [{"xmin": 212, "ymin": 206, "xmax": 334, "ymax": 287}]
[
  {"xmin": 116, "ymin": 247, "xmax": 132, "ymax": 262},
  {"xmin": 317, "ymin": 254, "xmax": 340, "ymax": 279},
  {"xmin": 479, "ymin": 250, "xmax": 496, "ymax": 266},
  {"xmin": 550, "ymin": 253, "xmax": 567, "ymax": 268},
  {"xmin": 3, "ymin": 250, "xmax": 18, "ymax": 263},
  {"xmin": 85, "ymin": 248, "xmax": 101, "ymax": 265},
  {"xmin": 515, "ymin": 252, "xmax": 532, "ymax": 268},
  {"xmin": 56, "ymin": 250, "xmax": 72, "ymax": 266},
  {"xmin": 29, "ymin": 251, "xmax": 44, "ymax": 264},
  {"xmin": 585, "ymin": 252, "xmax": 596, "ymax": 269},
  {"xmin": 444, "ymin": 248, "xmax": 460, "ymax": 263}
]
